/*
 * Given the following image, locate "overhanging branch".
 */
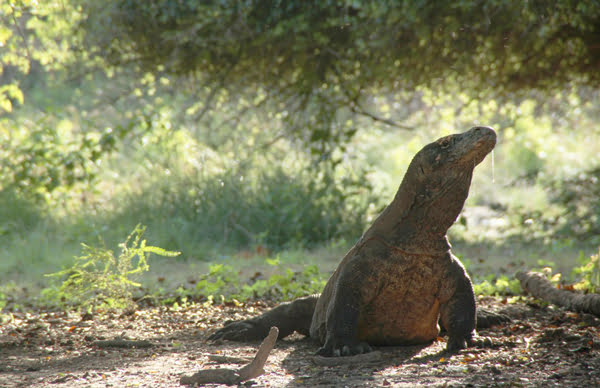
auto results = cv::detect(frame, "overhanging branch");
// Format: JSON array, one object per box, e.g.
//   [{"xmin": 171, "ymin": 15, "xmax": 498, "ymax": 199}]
[
  {"xmin": 349, "ymin": 104, "xmax": 414, "ymax": 130},
  {"xmin": 334, "ymin": 66, "xmax": 414, "ymax": 130}
]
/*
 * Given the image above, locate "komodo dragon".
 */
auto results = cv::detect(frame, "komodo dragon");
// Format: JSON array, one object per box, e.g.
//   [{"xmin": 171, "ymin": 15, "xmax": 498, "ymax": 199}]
[{"xmin": 210, "ymin": 126, "xmax": 505, "ymax": 357}]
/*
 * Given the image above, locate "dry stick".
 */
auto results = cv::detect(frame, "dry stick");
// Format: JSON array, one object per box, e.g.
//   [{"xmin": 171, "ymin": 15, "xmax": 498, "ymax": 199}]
[
  {"xmin": 516, "ymin": 271, "xmax": 600, "ymax": 316},
  {"xmin": 179, "ymin": 326, "xmax": 279, "ymax": 386},
  {"xmin": 237, "ymin": 326, "xmax": 279, "ymax": 381}
]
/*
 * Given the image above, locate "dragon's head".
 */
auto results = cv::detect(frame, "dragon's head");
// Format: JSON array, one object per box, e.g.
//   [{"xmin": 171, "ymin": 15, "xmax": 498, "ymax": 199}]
[
  {"xmin": 375, "ymin": 127, "xmax": 496, "ymax": 253},
  {"xmin": 414, "ymin": 126, "xmax": 496, "ymax": 176}
]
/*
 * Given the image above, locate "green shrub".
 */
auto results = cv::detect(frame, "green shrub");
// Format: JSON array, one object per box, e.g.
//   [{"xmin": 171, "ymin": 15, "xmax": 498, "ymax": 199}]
[
  {"xmin": 106, "ymin": 162, "xmax": 374, "ymax": 253},
  {"xmin": 473, "ymin": 274, "xmax": 522, "ymax": 296},
  {"xmin": 0, "ymin": 121, "xmax": 119, "ymax": 201},
  {"xmin": 179, "ymin": 258, "xmax": 327, "ymax": 304},
  {"xmin": 42, "ymin": 225, "xmax": 179, "ymax": 312},
  {"xmin": 572, "ymin": 248, "xmax": 600, "ymax": 293},
  {"xmin": 550, "ymin": 168, "xmax": 600, "ymax": 238},
  {"xmin": 239, "ymin": 260, "xmax": 327, "ymax": 301},
  {"xmin": 0, "ymin": 188, "xmax": 45, "ymax": 237}
]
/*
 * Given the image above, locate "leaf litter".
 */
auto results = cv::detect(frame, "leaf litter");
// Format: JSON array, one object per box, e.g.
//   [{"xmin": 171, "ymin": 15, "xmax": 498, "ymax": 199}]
[{"xmin": 1, "ymin": 296, "xmax": 600, "ymax": 387}]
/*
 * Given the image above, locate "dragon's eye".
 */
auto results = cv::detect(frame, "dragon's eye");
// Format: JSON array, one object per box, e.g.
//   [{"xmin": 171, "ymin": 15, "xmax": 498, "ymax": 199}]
[{"xmin": 439, "ymin": 138, "xmax": 451, "ymax": 149}]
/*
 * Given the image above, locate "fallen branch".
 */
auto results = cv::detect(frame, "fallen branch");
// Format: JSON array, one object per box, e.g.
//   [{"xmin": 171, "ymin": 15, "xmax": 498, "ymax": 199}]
[
  {"xmin": 312, "ymin": 350, "xmax": 383, "ymax": 366},
  {"xmin": 516, "ymin": 271, "xmax": 600, "ymax": 316},
  {"xmin": 180, "ymin": 326, "xmax": 279, "ymax": 386},
  {"xmin": 92, "ymin": 339, "xmax": 153, "ymax": 348}
]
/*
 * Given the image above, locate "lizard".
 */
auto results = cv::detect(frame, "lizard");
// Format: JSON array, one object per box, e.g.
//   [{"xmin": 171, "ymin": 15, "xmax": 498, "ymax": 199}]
[{"xmin": 209, "ymin": 126, "xmax": 504, "ymax": 357}]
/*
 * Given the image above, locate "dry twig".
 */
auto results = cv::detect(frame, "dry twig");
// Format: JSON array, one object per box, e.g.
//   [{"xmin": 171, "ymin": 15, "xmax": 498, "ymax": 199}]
[{"xmin": 180, "ymin": 326, "xmax": 279, "ymax": 386}]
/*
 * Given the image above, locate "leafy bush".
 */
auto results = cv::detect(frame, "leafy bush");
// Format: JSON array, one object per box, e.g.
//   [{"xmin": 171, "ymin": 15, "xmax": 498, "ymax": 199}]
[
  {"xmin": 572, "ymin": 248, "xmax": 600, "ymax": 293},
  {"xmin": 42, "ymin": 225, "xmax": 179, "ymax": 312},
  {"xmin": 190, "ymin": 258, "xmax": 327, "ymax": 304},
  {"xmin": 550, "ymin": 168, "xmax": 600, "ymax": 238},
  {"xmin": 107, "ymin": 161, "xmax": 374, "ymax": 252},
  {"xmin": 473, "ymin": 274, "xmax": 522, "ymax": 296},
  {"xmin": 0, "ymin": 121, "xmax": 121, "ymax": 201}
]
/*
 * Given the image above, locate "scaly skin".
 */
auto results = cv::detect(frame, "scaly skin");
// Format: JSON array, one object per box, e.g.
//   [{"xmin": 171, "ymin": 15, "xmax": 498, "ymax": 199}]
[{"xmin": 210, "ymin": 127, "xmax": 505, "ymax": 357}]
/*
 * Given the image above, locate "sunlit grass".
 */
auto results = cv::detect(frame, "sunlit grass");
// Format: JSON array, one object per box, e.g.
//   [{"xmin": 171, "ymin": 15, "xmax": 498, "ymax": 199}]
[{"xmin": 0, "ymin": 224, "xmax": 79, "ymax": 282}]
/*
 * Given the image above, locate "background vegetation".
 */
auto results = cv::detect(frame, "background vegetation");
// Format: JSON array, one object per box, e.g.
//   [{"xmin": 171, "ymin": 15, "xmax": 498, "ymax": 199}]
[{"xmin": 2, "ymin": 0, "xmax": 600, "ymax": 311}]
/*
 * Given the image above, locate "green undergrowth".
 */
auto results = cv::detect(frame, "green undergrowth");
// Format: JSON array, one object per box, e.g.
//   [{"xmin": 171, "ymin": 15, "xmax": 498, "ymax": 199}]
[
  {"xmin": 472, "ymin": 275, "xmax": 522, "ymax": 296},
  {"xmin": 0, "ymin": 114, "xmax": 377, "ymax": 276},
  {"xmin": 572, "ymin": 247, "xmax": 600, "ymax": 293},
  {"xmin": 159, "ymin": 259, "xmax": 328, "ymax": 308},
  {"xmin": 469, "ymin": 252, "xmax": 600, "ymax": 297},
  {"xmin": 101, "ymin": 163, "xmax": 373, "ymax": 254},
  {"xmin": 24, "ymin": 225, "xmax": 327, "ymax": 314},
  {"xmin": 3, "ymin": 223, "xmax": 600, "ymax": 315},
  {"xmin": 469, "ymin": 257, "xmax": 561, "ymax": 297},
  {"xmin": 41, "ymin": 225, "xmax": 180, "ymax": 312}
]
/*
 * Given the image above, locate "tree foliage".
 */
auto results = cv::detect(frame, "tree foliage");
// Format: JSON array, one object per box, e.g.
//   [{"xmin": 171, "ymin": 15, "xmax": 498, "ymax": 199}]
[
  {"xmin": 0, "ymin": 0, "xmax": 86, "ymax": 113},
  {"xmin": 4, "ymin": 1, "xmax": 599, "ymax": 155},
  {"xmin": 74, "ymin": 0, "xmax": 600, "ymax": 153},
  {"xmin": 2, "ymin": 0, "xmax": 600, "ymax": 210},
  {"xmin": 84, "ymin": 0, "xmax": 600, "ymax": 94}
]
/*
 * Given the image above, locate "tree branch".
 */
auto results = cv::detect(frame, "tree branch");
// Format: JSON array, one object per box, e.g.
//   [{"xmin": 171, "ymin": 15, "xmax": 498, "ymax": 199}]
[
  {"xmin": 193, "ymin": 61, "xmax": 237, "ymax": 122},
  {"xmin": 333, "ymin": 66, "xmax": 414, "ymax": 130},
  {"xmin": 349, "ymin": 104, "xmax": 414, "ymax": 130},
  {"xmin": 516, "ymin": 271, "xmax": 600, "ymax": 316},
  {"xmin": 9, "ymin": 4, "xmax": 33, "ymax": 67}
]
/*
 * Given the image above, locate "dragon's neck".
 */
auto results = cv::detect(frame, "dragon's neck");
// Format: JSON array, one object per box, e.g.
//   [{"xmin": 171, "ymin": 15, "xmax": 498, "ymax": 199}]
[{"xmin": 365, "ymin": 170, "xmax": 473, "ymax": 255}]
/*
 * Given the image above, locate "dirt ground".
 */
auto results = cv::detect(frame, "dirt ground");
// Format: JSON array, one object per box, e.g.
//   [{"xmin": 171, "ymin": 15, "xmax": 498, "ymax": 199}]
[{"xmin": 2, "ymin": 296, "xmax": 600, "ymax": 387}]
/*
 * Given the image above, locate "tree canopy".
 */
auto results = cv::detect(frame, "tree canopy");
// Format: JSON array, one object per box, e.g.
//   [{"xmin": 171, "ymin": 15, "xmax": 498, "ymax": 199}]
[
  {"xmin": 2, "ymin": 0, "xmax": 599, "ymax": 165},
  {"xmin": 85, "ymin": 0, "xmax": 600, "ymax": 95}
]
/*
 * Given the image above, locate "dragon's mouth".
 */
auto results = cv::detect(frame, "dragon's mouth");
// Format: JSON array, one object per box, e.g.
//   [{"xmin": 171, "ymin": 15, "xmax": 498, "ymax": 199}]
[{"xmin": 457, "ymin": 126, "xmax": 496, "ymax": 166}]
